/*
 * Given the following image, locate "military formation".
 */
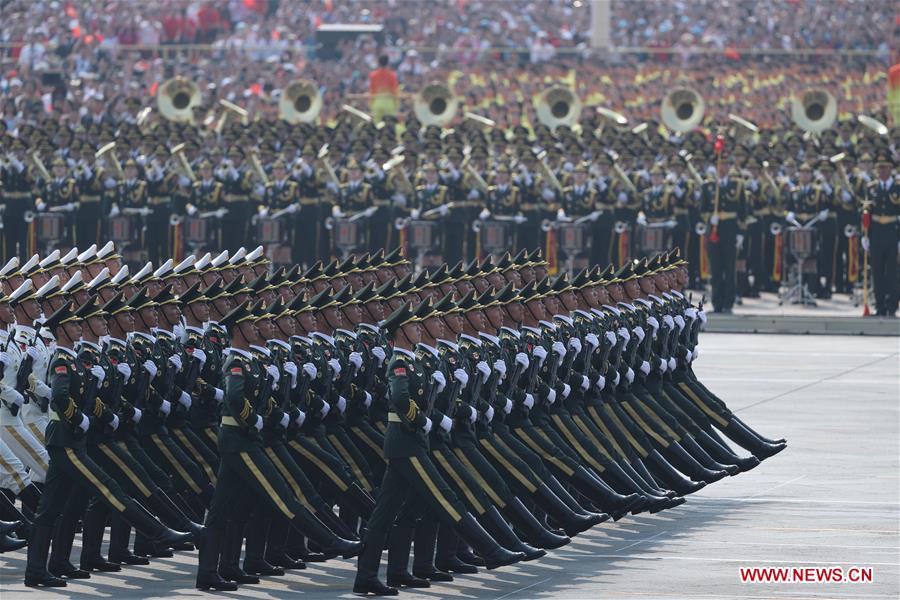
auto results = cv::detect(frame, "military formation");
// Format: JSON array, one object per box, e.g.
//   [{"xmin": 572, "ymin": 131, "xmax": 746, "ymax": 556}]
[
  {"xmin": 0, "ymin": 240, "xmax": 788, "ymax": 595},
  {"xmin": 2, "ymin": 112, "xmax": 898, "ymax": 316}
]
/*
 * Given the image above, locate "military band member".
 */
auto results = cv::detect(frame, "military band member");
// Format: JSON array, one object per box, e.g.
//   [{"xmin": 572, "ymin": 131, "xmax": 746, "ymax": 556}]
[
  {"xmin": 187, "ymin": 161, "xmax": 225, "ymax": 252},
  {"xmin": 412, "ymin": 164, "xmax": 449, "ymax": 260},
  {"xmin": 702, "ymin": 163, "xmax": 746, "ymax": 313},
  {"xmin": 862, "ymin": 154, "xmax": 899, "ymax": 317},
  {"xmin": 291, "ymin": 146, "xmax": 326, "ymax": 268},
  {"xmin": 144, "ymin": 150, "xmax": 181, "ymax": 264},
  {"xmin": 217, "ymin": 148, "xmax": 255, "ymax": 254},
  {"xmin": 261, "ymin": 160, "xmax": 299, "ymax": 261},
  {"xmin": 331, "ymin": 160, "xmax": 373, "ymax": 256},
  {"xmin": 72, "ymin": 147, "xmax": 109, "ymax": 250},
  {"xmin": 2, "ymin": 139, "xmax": 39, "ymax": 260},
  {"xmin": 786, "ymin": 163, "xmax": 835, "ymax": 299}
]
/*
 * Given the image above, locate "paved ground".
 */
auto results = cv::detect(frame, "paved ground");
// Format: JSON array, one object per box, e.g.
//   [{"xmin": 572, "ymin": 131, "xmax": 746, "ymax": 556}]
[{"xmin": 1, "ymin": 333, "xmax": 897, "ymax": 599}]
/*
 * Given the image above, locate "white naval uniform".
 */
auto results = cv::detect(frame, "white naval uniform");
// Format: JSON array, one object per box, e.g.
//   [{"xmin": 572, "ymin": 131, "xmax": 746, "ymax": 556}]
[
  {"xmin": 15, "ymin": 325, "xmax": 52, "ymax": 443},
  {"xmin": 0, "ymin": 326, "xmax": 49, "ymax": 482}
]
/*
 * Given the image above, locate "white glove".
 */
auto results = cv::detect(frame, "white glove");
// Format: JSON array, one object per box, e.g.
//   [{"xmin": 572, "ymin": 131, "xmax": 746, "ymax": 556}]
[
  {"xmin": 178, "ymin": 391, "xmax": 192, "ymax": 408},
  {"xmin": 258, "ymin": 207, "xmax": 270, "ymax": 218},
  {"xmin": 331, "ymin": 205, "xmax": 344, "ymax": 218},
  {"xmin": 861, "ymin": 236, "xmax": 870, "ymax": 252},
  {"xmin": 523, "ymin": 393, "xmax": 535, "ymax": 409},
  {"xmin": 192, "ymin": 348, "xmax": 207, "ymax": 366},
  {"xmin": 6, "ymin": 389, "xmax": 24, "ymax": 407},
  {"xmin": 186, "ymin": 204, "xmax": 198, "ymax": 216},
  {"xmin": 613, "ymin": 371, "xmax": 621, "ymax": 387},
  {"xmin": 532, "ymin": 345, "xmax": 548, "ymax": 365},
  {"xmin": 168, "ymin": 355, "xmax": 183, "ymax": 372},
  {"xmin": 647, "ymin": 316, "xmax": 660, "ymax": 332},
  {"xmin": 109, "ymin": 414, "xmax": 119, "ymax": 431},
  {"xmin": 595, "ymin": 375, "xmax": 606, "ymax": 391},
  {"xmin": 478, "ymin": 208, "xmax": 490, "ymax": 221},
  {"xmin": 563, "ymin": 382, "xmax": 573, "ymax": 398},
  {"xmin": 78, "ymin": 413, "xmax": 90, "ymax": 433},
  {"xmin": 633, "ymin": 326, "xmax": 646, "ymax": 343},
  {"xmin": 625, "ymin": 368, "xmax": 635, "ymax": 384},
  {"xmin": 295, "ymin": 410, "xmax": 306, "ymax": 427},
  {"xmin": 639, "ymin": 360, "xmax": 651, "ymax": 376},
  {"xmin": 63, "ymin": 202, "xmax": 76, "ymax": 212},
  {"xmin": 328, "ymin": 358, "xmax": 341, "ymax": 378},
  {"xmin": 658, "ymin": 358, "xmax": 668, "ymax": 373},
  {"xmin": 423, "ymin": 417, "xmax": 433, "ymax": 434},
  {"xmin": 515, "ymin": 352, "xmax": 529, "ymax": 369},
  {"xmin": 320, "ymin": 402, "xmax": 330, "ymax": 418},
  {"xmin": 484, "ymin": 405, "xmax": 494, "ymax": 422},
  {"xmin": 131, "ymin": 407, "xmax": 142, "ymax": 423},
  {"xmin": 410, "ymin": 208, "xmax": 421, "ymax": 219},
  {"xmin": 503, "ymin": 398, "xmax": 513, "ymax": 414},
  {"xmin": 265, "ymin": 364, "xmax": 280, "ymax": 384},
  {"xmin": 605, "ymin": 331, "xmax": 617, "ymax": 346},
  {"xmin": 476, "ymin": 361, "xmax": 491, "ymax": 383},
  {"xmin": 116, "ymin": 363, "xmax": 132, "ymax": 379},
  {"xmin": 698, "ymin": 310, "xmax": 707, "ymax": 328},
  {"xmin": 279, "ymin": 413, "xmax": 290, "ymax": 429},
  {"xmin": 159, "ymin": 399, "xmax": 171, "ymax": 415},
  {"xmin": 493, "ymin": 359, "xmax": 507, "ymax": 378},
  {"xmin": 453, "ymin": 368, "xmax": 469, "ymax": 388},
  {"xmin": 90, "ymin": 365, "xmax": 106, "ymax": 383},
  {"xmin": 662, "ymin": 316, "xmax": 674, "ymax": 331},
  {"xmin": 694, "ymin": 347, "xmax": 701, "ymax": 360},
  {"xmin": 303, "ymin": 362, "xmax": 317, "ymax": 379},
  {"xmin": 556, "ymin": 207, "xmax": 567, "ymax": 221},
  {"xmin": 468, "ymin": 406, "xmax": 477, "ymax": 423},
  {"xmin": 585, "ymin": 333, "xmax": 599, "ymax": 349},
  {"xmin": 286, "ymin": 203, "xmax": 298, "ymax": 214},
  {"xmin": 786, "ymin": 211, "xmax": 796, "ymax": 223},
  {"xmin": 668, "ymin": 357, "xmax": 676, "ymax": 371},
  {"xmin": 431, "ymin": 370, "xmax": 446, "ymax": 393},
  {"xmin": 283, "ymin": 362, "xmax": 298, "ymax": 387},
  {"xmin": 736, "ymin": 234, "xmax": 744, "ymax": 249},
  {"xmin": 0, "ymin": 352, "xmax": 10, "ymax": 368},
  {"xmin": 818, "ymin": 208, "xmax": 830, "ymax": 221},
  {"xmin": 348, "ymin": 351, "xmax": 363, "ymax": 370},
  {"xmin": 580, "ymin": 375, "xmax": 590, "ymax": 391},
  {"xmin": 438, "ymin": 204, "xmax": 451, "ymax": 217},
  {"xmin": 214, "ymin": 388, "xmax": 224, "ymax": 402},
  {"xmin": 254, "ymin": 415, "xmax": 263, "ymax": 431},
  {"xmin": 710, "ymin": 214, "xmax": 720, "ymax": 225},
  {"xmin": 363, "ymin": 391, "xmax": 372, "ymax": 408},
  {"xmin": 636, "ymin": 212, "xmax": 648, "ymax": 226},
  {"xmin": 371, "ymin": 346, "xmax": 386, "ymax": 365},
  {"xmin": 551, "ymin": 341, "xmax": 567, "ymax": 361},
  {"xmin": 336, "ymin": 396, "xmax": 347, "ymax": 414},
  {"xmin": 440, "ymin": 414, "xmax": 453, "ymax": 432},
  {"xmin": 674, "ymin": 315, "xmax": 685, "ymax": 331},
  {"xmin": 25, "ymin": 347, "xmax": 39, "ymax": 361},
  {"xmin": 568, "ymin": 338, "xmax": 582, "ymax": 355},
  {"xmin": 547, "ymin": 388, "xmax": 557, "ymax": 404},
  {"xmin": 618, "ymin": 327, "xmax": 630, "ymax": 342},
  {"xmin": 35, "ymin": 200, "xmax": 47, "ymax": 211}
]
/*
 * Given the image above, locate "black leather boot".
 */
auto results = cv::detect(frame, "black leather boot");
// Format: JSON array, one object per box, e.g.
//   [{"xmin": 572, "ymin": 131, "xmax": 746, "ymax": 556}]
[
  {"xmin": 661, "ymin": 443, "xmax": 728, "ymax": 483},
  {"xmin": 352, "ymin": 578, "xmax": 399, "ymax": 596},
  {"xmin": 434, "ymin": 528, "xmax": 477, "ymax": 574},
  {"xmin": 108, "ymin": 519, "xmax": 149, "ymax": 565},
  {"xmin": 218, "ymin": 521, "xmax": 259, "ymax": 584},
  {"xmin": 456, "ymin": 513, "xmax": 525, "ymax": 570},
  {"xmin": 723, "ymin": 421, "xmax": 787, "ymax": 459},
  {"xmin": 412, "ymin": 520, "xmax": 453, "ymax": 582},
  {"xmin": 0, "ymin": 518, "xmax": 22, "ymax": 535},
  {"xmin": 264, "ymin": 517, "xmax": 306, "ymax": 569},
  {"xmin": 24, "ymin": 524, "xmax": 66, "ymax": 587},
  {"xmin": 344, "ymin": 482, "xmax": 376, "ymax": 520},
  {"xmin": 386, "ymin": 525, "xmax": 430, "ymax": 588},
  {"xmin": 48, "ymin": 512, "xmax": 90, "ymax": 579},
  {"xmin": 291, "ymin": 504, "xmax": 361, "ymax": 559},
  {"xmin": 503, "ymin": 496, "xmax": 570, "ymax": 549},
  {"xmin": 695, "ymin": 430, "xmax": 760, "ymax": 472},
  {"xmin": 123, "ymin": 499, "xmax": 193, "ymax": 552},
  {"xmin": 480, "ymin": 506, "xmax": 545, "ymax": 561},
  {"xmin": 147, "ymin": 489, "xmax": 204, "ymax": 537},
  {"xmin": 1, "ymin": 532, "xmax": 26, "ymax": 552},
  {"xmin": 242, "ymin": 513, "xmax": 284, "ymax": 576},
  {"xmin": 317, "ymin": 505, "xmax": 361, "ymax": 541},
  {"xmin": 644, "ymin": 451, "xmax": 707, "ymax": 495},
  {"xmin": 79, "ymin": 505, "xmax": 121, "ymax": 572},
  {"xmin": 680, "ymin": 436, "xmax": 740, "ymax": 475},
  {"xmin": 196, "ymin": 526, "xmax": 237, "ymax": 591},
  {"xmin": 534, "ymin": 483, "xmax": 603, "ymax": 536},
  {"xmin": 731, "ymin": 416, "xmax": 786, "ymax": 445},
  {"xmin": 571, "ymin": 467, "xmax": 643, "ymax": 518}
]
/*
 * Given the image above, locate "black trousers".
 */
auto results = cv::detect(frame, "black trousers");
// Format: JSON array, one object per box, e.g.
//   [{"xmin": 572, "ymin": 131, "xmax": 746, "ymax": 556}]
[
  {"xmin": 870, "ymin": 221, "xmax": 899, "ymax": 315},
  {"xmin": 356, "ymin": 453, "xmax": 467, "ymax": 581},
  {"xmin": 707, "ymin": 220, "xmax": 738, "ymax": 311}
]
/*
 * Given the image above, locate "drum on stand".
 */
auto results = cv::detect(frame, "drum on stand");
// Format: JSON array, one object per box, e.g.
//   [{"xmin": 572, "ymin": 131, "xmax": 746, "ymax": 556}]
[
  {"xmin": 184, "ymin": 216, "xmax": 219, "ymax": 248},
  {"xmin": 407, "ymin": 219, "xmax": 442, "ymax": 271},
  {"xmin": 558, "ymin": 222, "xmax": 588, "ymax": 255},
  {"xmin": 779, "ymin": 226, "xmax": 818, "ymax": 306},
  {"xmin": 107, "ymin": 215, "xmax": 136, "ymax": 245},
  {"xmin": 36, "ymin": 213, "xmax": 66, "ymax": 246},
  {"xmin": 333, "ymin": 218, "xmax": 365, "ymax": 259},
  {"xmin": 257, "ymin": 216, "xmax": 288, "ymax": 245},
  {"xmin": 480, "ymin": 220, "xmax": 514, "ymax": 257},
  {"xmin": 638, "ymin": 225, "xmax": 667, "ymax": 256}
]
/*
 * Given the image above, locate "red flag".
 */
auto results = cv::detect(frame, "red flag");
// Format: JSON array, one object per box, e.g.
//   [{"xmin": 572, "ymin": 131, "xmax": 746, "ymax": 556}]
[{"xmin": 714, "ymin": 135, "xmax": 725, "ymax": 155}]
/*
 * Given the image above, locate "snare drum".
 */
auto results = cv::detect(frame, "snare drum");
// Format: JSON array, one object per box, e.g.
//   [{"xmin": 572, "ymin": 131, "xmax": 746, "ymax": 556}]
[
  {"xmin": 257, "ymin": 217, "xmax": 287, "ymax": 244},
  {"xmin": 639, "ymin": 226, "xmax": 666, "ymax": 254},
  {"xmin": 334, "ymin": 219, "xmax": 362, "ymax": 249},
  {"xmin": 558, "ymin": 223, "xmax": 588, "ymax": 255},
  {"xmin": 184, "ymin": 216, "xmax": 215, "ymax": 245},
  {"xmin": 107, "ymin": 215, "xmax": 135, "ymax": 244},
  {"xmin": 786, "ymin": 228, "xmax": 814, "ymax": 257},
  {"xmin": 36, "ymin": 213, "xmax": 65, "ymax": 243},
  {"xmin": 481, "ymin": 220, "xmax": 512, "ymax": 254},
  {"xmin": 408, "ymin": 220, "xmax": 439, "ymax": 252}
]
